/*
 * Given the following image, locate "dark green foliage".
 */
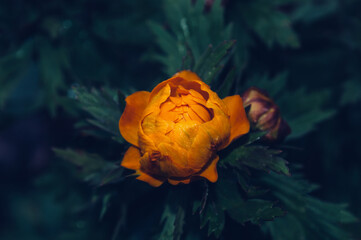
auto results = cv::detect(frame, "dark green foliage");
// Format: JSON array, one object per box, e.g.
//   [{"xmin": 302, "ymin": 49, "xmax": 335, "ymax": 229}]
[
  {"xmin": 218, "ymin": 68, "xmax": 236, "ymax": 98},
  {"xmin": 38, "ymin": 39, "xmax": 70, "ymax": 116},
  {"xmin": 193, "ymin": 41, "xmax": 235, "ymax": 85},
  {"xmin": 0, "ymin": 43, "xmax": 32, "ymax": 108},
  {"xmin": 279, "ymin": 87, "xmax": 336, "ymax": 139},
  {"xmin": 158, "ymin": 205, "xmax": 185, "ymax": 240},
  {"xmin": 71, "ymin": 86, "xmax": 124, "ymax": 142},
  {"xmin": 53, "ymin": 148, "xmax": 124, "ymax": 186},
  {"xmin": 156, "ymin": 190, "xmax": 188, "ymax": 240},
  {"xmin": 340, "ymin": 79, "xmax": 361, "ymax": 106},
  {"xmin": 262, "ymin": 172, "xmax": 357, "ymax": 240},
  {"xmin": 192, "ymin": 179, "xmax": 284, "ymax": 238},
  {"xmin": 237, "ymin": 0, "xmax": 300, "ymax": 48},
  {"xmin": 221, "ymin": 145, "xmax": 290, "ymax": 176},
  {"xmin": 215, "ymin": 179, "xmax": 284, "ymax": 224},
  {"xmin": 194, "ymin": 199, "xmax": 225, "ymax": 238},
  {"xmin": 0, "ymin": 38, "xmax": 70, "ymax": 115},
  {"xmin": 245, "ymin": 72, "xmax": 288, "ymax": 98},
  {"xmin": 149, "ymin": 0, "xmax": 232, "ymax": 76}
]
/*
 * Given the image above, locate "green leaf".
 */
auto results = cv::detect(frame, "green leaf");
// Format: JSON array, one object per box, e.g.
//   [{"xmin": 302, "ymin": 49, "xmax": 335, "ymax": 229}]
[
  {"xmin": 99, "ymin": 194, "xmax": 112, "ymax": 221},
  {"xmin": 71, "ymin": 86, "xmax": 124, "ymax": 142},
  {"xmin": 38, "ymin": 39, "xmax": 69, "ymax": 116},
  {"xmin": 246, "ymin": 72, "xmax": 288, "ymax": 98},
  {"xmin": 158, "ymin": 205, "xmax": 185, "ymax": 240},
  {"xmin": 290, "ymin": 0, "xmax": 338, "ymax": 23},
  {"xmin": 53, "ymin": 148, "xmax": 124, "ymax": 186},
  {"xmin": 263, "ymin": 213, "xmax": 306, "ymax": 240},
  {"xmin": 239, "ymin": 0, "xmax": 300, "ymax": 48},
  {"xmin": 148, "ymin": 20, "xmax": 185, "ymax": 75},
  {"xmin": 194, "ymin": 40, "xmax": 236, "ymax": 85},
  {"xmin": 149, "ymin": 0, "xmax": 232, "ymax": 76},
  {"xmin": 340, "ymin": 79, "xmax": 361, "ymax": 106},
  {"xmin": 221, "ymin": 145, "xmax": 290, "ymax": 176},
  {"xmin": 0, "ymin": 41, "xmax": 32, "ymax": 109},
  {"xmin": 278, "ymin": 87, "xmax": 336, "ymax": 139},
  {"xmin": 218, "ymin": 68, "xmax": 236, "ymax": 98},
  {"xmin": 235, "ymin": 171, "xmax": 269, "ymax": 198},
  {"xmin": 215, "ymin": 179, "xmax": 284, "ymax": 225},
  {"xmin": 193, "ymin": 178, "xmax": 283, "ymax": 238},
  {"xmin": 245, "ymin": 131, "xmax": 268, "ymax": 145},
  {"xmin": 262, "ymin": 172, "xmax": 358, "ymax": 240},
  {"xmin": 199, "ymin": 200, "xmax": 225, "ymax": 238}
]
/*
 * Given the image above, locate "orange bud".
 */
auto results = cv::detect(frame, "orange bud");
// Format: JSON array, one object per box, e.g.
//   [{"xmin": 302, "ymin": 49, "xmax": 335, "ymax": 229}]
[
  {"xmin": 242, "ymin": 87, "xmax": 291, "ymax": 141},
  {"xmin": 119, "ymin": 71, "xmax": 250, "ymax": 187}
]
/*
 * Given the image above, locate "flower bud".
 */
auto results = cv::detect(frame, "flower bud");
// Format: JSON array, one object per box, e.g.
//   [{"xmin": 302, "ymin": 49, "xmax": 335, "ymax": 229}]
[{"xmin": 242, "ymin": 87, "xmax": 291, "ymax": 141}]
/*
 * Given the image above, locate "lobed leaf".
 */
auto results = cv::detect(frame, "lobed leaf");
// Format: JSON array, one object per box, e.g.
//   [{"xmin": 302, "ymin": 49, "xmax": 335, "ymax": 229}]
[
  {"xmin": 194, "ymin": 40, "xmax": 236, "ymax": 85},
  {"xmin": 149, "ymin": 0, "xmax": 233, "ymax": 79},
  {"xmin": 71, "ymin": 86, "xmax": 124, "ymax": 142},
  {"xmin": 158, "ymin": 202, "xmax": 185, "ymax": 240},
  {"xmin": 221, "ymin": 145, "xmax": 290, "ymax": 176},
  {"xmin": 215, "ymin": 179, "xmax": 284, "ymax": 225},
  {"xmin": 262, "ymin": 172, "xmax": 358, "ymax": 240},
  {"xmin": 53, "ymin": 148, "xmax": 124, "ymax": 186}
]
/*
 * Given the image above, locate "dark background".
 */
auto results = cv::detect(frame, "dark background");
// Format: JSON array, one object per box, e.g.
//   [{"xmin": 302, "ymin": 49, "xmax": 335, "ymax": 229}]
[{"xmin": 0, "ymin": 0, "xmax": 360, "ymax": 239}]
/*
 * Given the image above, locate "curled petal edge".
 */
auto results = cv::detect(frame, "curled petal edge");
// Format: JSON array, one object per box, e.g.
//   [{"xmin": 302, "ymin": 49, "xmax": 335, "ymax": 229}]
[
  {"xmin": 119, "ymin": 91, "xmax": 150, "ymax": 147},
  {"xmin": 222, "ymin": 95, "xmax": 250, "ymax": 148}
]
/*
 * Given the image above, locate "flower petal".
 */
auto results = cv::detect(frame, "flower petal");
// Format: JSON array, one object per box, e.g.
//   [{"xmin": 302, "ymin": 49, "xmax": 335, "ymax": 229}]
[
  {"xmin": 174, "ymin": 70, "xmax": 203, "ymax": 82},
  {"xmin": 168, "ymin": 178, "xmax": 191, "ymax": 185},
  {"xmin": 198, "ymin": 155, "xmax": 219, "ymax": 182},
  {"xmin": 201, "ymin": 110, "xmax": 231, "ymax": 150},
  {"xmin": 188, "ymin": 126, "xmax": 213, "ymax": 169},
  {"xmin": 121, "ymin": 146, "xmax": 141, "ymax": 170},
  {"xmin": 136, "ymin": 171, "xmax": 164, "ymax": 187},
  {"xmin": 157, "ymin": 142, "xmax": 194, "ymax": 177},
  {"xmin": 222, "ymin": 95, "xmax": 250, "ymax": 147},
  {"xmin": 149, "ymin": 71, "xmax": 208, "ymax": 102},
  {"xmin": 119, "ymin": 91, "xmax": 150, "ymax": 147}
]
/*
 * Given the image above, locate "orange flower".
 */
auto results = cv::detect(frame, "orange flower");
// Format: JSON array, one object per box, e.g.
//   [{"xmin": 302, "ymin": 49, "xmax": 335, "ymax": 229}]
[
  {"xmin": 242, "ymin": 87, "xmax": 291, "ymax": 141},
  {"xmin": 119, "ymin": 71, "xmax": 249, "ymax": 187}
]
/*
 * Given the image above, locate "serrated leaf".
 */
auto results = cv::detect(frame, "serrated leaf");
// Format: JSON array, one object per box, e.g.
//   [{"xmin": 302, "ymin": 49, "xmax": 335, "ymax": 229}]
[
  {"xmin": 221, "ymin": 145, "xmax": 290, "ymax": 176},
  {"xmin": 278, "ymin": 87, "xmax": 336, "ymax": 139},
  {"xmin": 240, "ymin": 0, "xmax": 300, "ymax": 48},
  {"xmin": 215, "ymin": 179, "xmax": 284, "ymax": 225},
  {"xmin": 235, "ymin": 171, "xmax": 269, "ymax": 198},
  {"xmin": 199, "ymin": 201, "xmax": 225, "ymax": 238},
  {"xmin": 262, "ymin": 172, "xmax": 358, "ymax": 240},
  {"xmin": 148, "ymin": 21, "xmax": 185, "ymax": 75},
  {"xmin": 71, "ymin": 86, "xmax": 124, "ymax": 142},
  {"xmin": 159, "ymin": 205, "xmax": 185, "ymax": 240},
  {"xmin": 194, "ymin": 40, "xmax": 236, "ymax": 85},
  {"xmin": 53, "ymin": 148, "xmax": 124, "ymax": 186},
  {"xmin": 149, "ymin": 0, "xmax": 232, "ymax": 77}
]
